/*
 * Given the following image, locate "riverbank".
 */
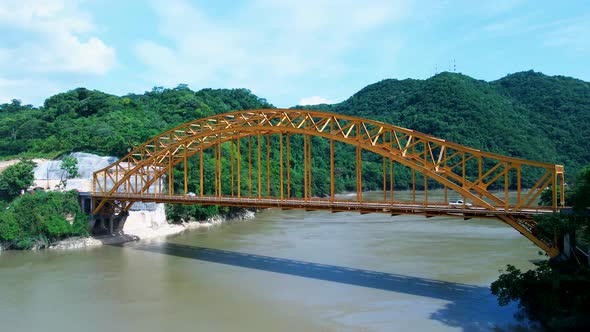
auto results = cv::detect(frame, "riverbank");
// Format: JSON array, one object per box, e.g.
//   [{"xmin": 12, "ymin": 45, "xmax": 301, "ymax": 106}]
[{"xmin": 48, "ymin": 205, "xmax": 256, "ymax": 250}]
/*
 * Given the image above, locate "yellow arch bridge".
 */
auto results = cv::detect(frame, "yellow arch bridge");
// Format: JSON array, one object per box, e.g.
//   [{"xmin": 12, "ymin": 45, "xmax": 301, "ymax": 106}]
[{"xmin": 91, "ymin": 109, "xmax": 565, "ymax": 257}]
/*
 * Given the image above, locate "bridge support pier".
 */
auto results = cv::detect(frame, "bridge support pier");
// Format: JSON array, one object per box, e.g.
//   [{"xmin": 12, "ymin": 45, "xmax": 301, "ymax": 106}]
[
  {"xmin": 88, "ymin": 213, "xmax": 96, "ymax": 231},
  {"xmin": 114, "ymin": 211, "xmax": 129, "ymax": 233},
  {"xmin": 90, "ymin": 213, "xmax": 125, "ymax": 235},
  {"xmin": 78, "ymin": 193, "xmax": 128, "ymax": 236},
  {"xmin": 78, "ymin": 192, "xmax": 99, "ymax": 231}
]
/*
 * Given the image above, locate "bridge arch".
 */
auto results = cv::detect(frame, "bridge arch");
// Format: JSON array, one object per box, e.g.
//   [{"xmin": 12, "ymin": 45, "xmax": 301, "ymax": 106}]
[{"xmin": 93, "ymin": 109, "xmax": 565, "ymax": 256}]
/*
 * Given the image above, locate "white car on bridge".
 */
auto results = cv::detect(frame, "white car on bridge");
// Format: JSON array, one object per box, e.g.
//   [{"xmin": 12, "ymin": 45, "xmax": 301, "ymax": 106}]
[{"xmin": 449, "ymin": 199, "xmax": 472, "ymax": 207}]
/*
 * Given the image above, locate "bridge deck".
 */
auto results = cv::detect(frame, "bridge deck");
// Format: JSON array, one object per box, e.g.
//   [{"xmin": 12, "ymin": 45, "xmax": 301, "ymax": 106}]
[{"xmin": 91, "ymin": 193, "xmax": 556, "ymax": 219}]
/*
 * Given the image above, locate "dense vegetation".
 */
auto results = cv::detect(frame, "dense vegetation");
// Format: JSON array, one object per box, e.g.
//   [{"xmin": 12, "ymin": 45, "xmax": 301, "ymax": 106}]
[
  {"xmin": 0, "ymin": 159, "xmax": 36, "ymax": 201},
  {"xmin": 296, "ymin": 70, "xmax": 590, "ymax": 182},
  {"xmin": 491, "ymin": 166, "xmax": 590, "ymax": 331},
  {"xmin": 0, "ymin": 160, "xmax": 88, "ymax": 249},
  {"xmin": 0, "ymin": 191, "xmax": 88, "ymax": 249},
  {"xmin": 0, "ymin": 85, "xmax": 272, "ymax": 158},
  {"xmin": 0, "ymin": 70, "xmax": 588, "ymax": 227},
  {"xmin": 2, "ymin": 71, "xmax": 588, "ymax": 181}
]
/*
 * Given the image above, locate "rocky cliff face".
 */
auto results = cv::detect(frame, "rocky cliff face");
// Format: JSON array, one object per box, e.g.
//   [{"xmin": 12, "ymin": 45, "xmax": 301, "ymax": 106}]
[{"xmin": 33, "ymin": 152, "xmax": 117, "ymax": 191}]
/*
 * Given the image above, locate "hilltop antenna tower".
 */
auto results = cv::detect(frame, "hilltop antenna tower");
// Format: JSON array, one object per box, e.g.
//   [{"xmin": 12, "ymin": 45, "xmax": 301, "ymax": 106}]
[{"xmin": 453, "ymin": 58, "xmax": 456, "ymax": 72}]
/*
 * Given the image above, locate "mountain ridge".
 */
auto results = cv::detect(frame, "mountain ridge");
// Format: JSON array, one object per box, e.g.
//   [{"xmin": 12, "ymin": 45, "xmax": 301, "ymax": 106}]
[
  {"xmin": 1, "ymin": 70, "xmax": 588, "ymax": 180},
  {"xmin": 296, "ymin": 70, "xmax": 589, "ymax": 179}
]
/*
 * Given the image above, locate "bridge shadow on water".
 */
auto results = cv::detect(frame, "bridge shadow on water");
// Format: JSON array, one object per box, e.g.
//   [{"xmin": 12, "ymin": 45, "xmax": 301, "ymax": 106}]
[{"xmin": 119, "ymin": 242, "xmax": 529, "ymax": 332}]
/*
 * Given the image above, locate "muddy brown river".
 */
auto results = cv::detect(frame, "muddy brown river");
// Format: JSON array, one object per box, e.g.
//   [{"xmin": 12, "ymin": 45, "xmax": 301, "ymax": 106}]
[{"xmin": 0, "ymin": 192, "xmax": 541, "ymax": 331}]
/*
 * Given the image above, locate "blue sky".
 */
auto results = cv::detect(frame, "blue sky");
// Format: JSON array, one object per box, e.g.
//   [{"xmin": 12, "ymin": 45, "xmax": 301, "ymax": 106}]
[{"xmin": 0, "ymin": 0, "xmax": 588, "ymax": 107}]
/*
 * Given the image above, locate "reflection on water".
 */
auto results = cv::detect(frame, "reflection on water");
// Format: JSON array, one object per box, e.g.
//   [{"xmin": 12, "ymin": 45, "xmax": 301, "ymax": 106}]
[{"xmin": 0, "ymin": 200, "xmax": 542, "ymax": 331}]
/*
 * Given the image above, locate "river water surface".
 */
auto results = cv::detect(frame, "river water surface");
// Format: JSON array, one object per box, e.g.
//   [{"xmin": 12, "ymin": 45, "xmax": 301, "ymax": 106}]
[{"xmin": 0, "ymin": 193, "xmax": 542, "ymax": 331}]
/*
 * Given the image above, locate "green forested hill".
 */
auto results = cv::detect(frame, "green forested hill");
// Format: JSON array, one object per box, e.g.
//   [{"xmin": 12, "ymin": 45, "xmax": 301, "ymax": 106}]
[
  {"xmin": 492, "ymin": 71, "xmax": 590, "ymax": 171},
  {"xmin": 298, "ymin": 70, "xmax": 590, "ymax": 180},
  {"xmin": 0, "ymin": 86, "xmax": 272, "ymax": 157},
  {"xmin": 1, "ymin": 71, "xmax": 588, "ymax": 182}
]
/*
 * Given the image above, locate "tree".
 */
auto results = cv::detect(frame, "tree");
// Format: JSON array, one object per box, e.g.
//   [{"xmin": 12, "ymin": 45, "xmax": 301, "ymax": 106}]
[
  {"xmin": 491, "ymin": 165, "xmax": 590, "ymax": 331},
  {"xmin": 58, "ymin": 155, "xmax": 79, "ymax": 189},
  {"xmin": 573, "ymin": 165, "xmax": 590, "ymax": 211},
  {"xmin": 0, "ymin": 160, "xmax": 36, "ymax": 201},
  {"xmin": 0, "ymin": 190, "xmax": 89, "ymax": 248},
  {"xmin": 491, "ymin": 261, "xmax": 590, "ymax": 331},
  {"xmin": 540, "ymin": 185, "xmax": 572, "ymax": 207}
]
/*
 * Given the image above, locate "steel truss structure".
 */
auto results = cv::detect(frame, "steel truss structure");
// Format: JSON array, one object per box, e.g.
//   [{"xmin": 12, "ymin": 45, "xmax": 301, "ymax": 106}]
[{"xmin": 93, "ymin": 109, "xmax": 565, "ymax": 256}]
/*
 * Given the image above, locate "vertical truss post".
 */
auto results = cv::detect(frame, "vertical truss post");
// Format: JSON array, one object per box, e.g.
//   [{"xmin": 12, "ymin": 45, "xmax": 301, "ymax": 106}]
[
  {"xmin": 478, "ymin": 157, "xmax": 482, "ymax": 186},
  {"xmin": 356, "ymin": 123, "xmax": 362, "ymax": 203},
  {"xmin": 287, "ymin": 133, "xmax": 291, "ymax": 198},
  {"xmin": 308, "ymin": 135, "xmax": 313, "ymax": 200},
  {"xmin": 216, "ymin": 144, "xmax": 221, "ymax": 196},
  {"xmin": 412, "ymin": 169, "xmax": 416, "ymax": 203},
  {"xmin": 461, "ymin": 152, "xmax": 466, "ymax": 200},
  {"xmin": 168, "ymin": 154, "xmax": 173, "ymax": 196},
  {"xmin": 412, "ymin": 143, "xmax": 416, "ymax": 204},
  {"xmin": 559, "ymin": 168, "xmax": 565, "ymax": 208},
  {"xmin": 424, "ymin": 172, "xmax": 428, "ymax": 207},
  {"xmin": 551, "ymin": 169, "xmax": 557, "ymax": 212},
  {"xmin": 214, "ymin": 144, "xmax": 218, "ymax": 196},
  {"xmin": 231, "ymin": 139, "xmax": 235, "ymax": 196},
  {"xmin": 304, "ymin": 134, "xmax": 308, "ymax": 201},
  {"xmin": 183, "ymin": 144, "xmax": 188, "ymax": 195},
  {"xmin": 158, "ymin": 173, "xmax": 162, "ymax": 195},
  {"xmin": 237, "ymin": 135, "xmax": 241, "ymax": 198},
  {"xmin": 258, "ymin": 134, "xmax": 262, "ymax": 199},
  {"xmin": 516, "ymin": 165, "xmax": 521, "ymax": 209},
  {"xmin": 267, "ymin": 135, "xmax": 271, "ymax": 197},
  {"xmin": 504, "ymin": 162, "xmax": 509, "ymax": 210},
  {"xmin": 123, "ymin": 168, "xmax": 127, "ymax": 194},
  {"xmin": 443, "ymin": 148, "xmax": 448, "ymax": 204},
  {"xmin": 218, "ymin": 134, "xmax": 222, "ymax": 197},
  {"xmin": 248, "ymin": 136, "xmax": 252, "ymax": 197},
  {"xmin": 383, "ymin": 156, "xmax": 386, "ymax": 202},
  {"xmin": 199, "ymin": 146, "xmax": 204, "ymax": 196},
  {"xmin": 330, "ymin": 138, "xmax": 335, "ymax": 203},
  {"xmin": 280, "ymin": 133, "xmax": 284, "ymax": 200},
  {"xmin": 390, "ymin": 158, "xmax": 394, "ymax": 204}
]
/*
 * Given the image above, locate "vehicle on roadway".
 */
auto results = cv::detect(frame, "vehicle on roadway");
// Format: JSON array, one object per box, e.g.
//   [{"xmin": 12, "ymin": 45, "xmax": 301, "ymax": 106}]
[{"xmin": 449, "ymin": 199, "xmax": 472, "ymax": 207}]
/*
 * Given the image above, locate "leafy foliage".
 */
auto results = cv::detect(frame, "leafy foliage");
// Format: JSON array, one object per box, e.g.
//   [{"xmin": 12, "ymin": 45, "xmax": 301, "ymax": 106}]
[
  {"xmin": 0, "ymin": 159, "xmax": 36, "ymax": 201},
  {"xmin": 0, "ymin": 190, "xmax": 88, "ymax": 249},
  {"xmin": 1, "ymin": 71, "xmax": 588, "ymax": 221},
  {"xmin": 0, "ymin": 86, "xmax": 272, "ymax": 159},
  {"xmin": 58, "ymin": 155, "xmax": 79, "ymax": 189},
  {"xmin": 572, "ymin": 165, "xmax": 590, "ymax": 211},
  {"xmin": 491, "ymin": 262, "xmax": 590, "ymax": 331},
  {"xmin": 305, "ymin": 71, "xmax": 590, "ymax": 183},
  {"xmin": 492, "ymin": 165, "xmax": 590, "ymax": 330}
]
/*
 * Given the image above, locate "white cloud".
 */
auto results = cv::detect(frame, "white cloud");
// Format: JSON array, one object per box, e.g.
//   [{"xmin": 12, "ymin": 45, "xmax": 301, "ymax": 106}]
[
  {"xmin": 0, "ymin": 78, "xmax": 61, "ymax": 105},
  {"xmin": 134, "ymin": 0, "xmax": 409, "ymax": 104},
  {"xmin": 482, "ymin": 12, "xmax": 590, "ymax": 55},
  {"xmin": 543, "ymin": 15, "xmax": 590, "ymax": 54},
  {"xmin": 298, "ymin": 96, "xmax": 335, "ymax": 105},
  {"xmin": 0, "ymin": 0, "xmax": 115, "ymax": 77}
]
